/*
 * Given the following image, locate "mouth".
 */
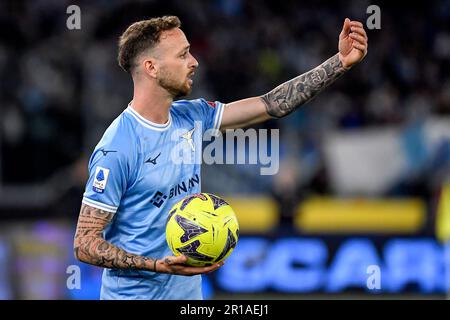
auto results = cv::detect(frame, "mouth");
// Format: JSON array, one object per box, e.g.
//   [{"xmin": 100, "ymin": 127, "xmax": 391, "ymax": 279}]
[{"xmin": 187, "ymin": 72, "xmax": 195, "ymax": 84}]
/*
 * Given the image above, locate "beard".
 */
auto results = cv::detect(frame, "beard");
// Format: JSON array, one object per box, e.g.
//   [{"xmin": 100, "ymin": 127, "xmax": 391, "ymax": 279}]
[{"xmin": 157, "ymin": 68, "xmax": 191, "ymax": 99}]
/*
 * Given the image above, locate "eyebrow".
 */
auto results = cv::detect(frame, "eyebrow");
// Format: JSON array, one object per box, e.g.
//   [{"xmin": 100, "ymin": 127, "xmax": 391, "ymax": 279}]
[{"xmin": 178, "ymin": 45, "xmax": 190, "ymax": 54}]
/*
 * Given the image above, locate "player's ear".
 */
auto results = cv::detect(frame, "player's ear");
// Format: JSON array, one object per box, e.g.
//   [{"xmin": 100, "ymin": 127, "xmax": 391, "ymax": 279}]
[{"xmin": 143, "ymin": 58, "xmax": 158, "ymax": 79}]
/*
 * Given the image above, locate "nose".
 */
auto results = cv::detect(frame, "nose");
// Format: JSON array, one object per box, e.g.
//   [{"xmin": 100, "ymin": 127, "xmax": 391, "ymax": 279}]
[{"xmin": 190, "ymin": 54, "xmax": 199, "ymax": 69}]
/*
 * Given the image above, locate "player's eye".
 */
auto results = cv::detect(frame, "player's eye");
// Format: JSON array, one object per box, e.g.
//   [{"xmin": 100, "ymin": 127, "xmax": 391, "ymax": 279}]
[{"xmin": 180, "ymin": 52, "xmax": 188, "ymax": 59}]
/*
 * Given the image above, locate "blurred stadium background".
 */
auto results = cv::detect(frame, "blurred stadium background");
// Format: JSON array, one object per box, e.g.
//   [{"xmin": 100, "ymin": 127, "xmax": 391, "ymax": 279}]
[{"xmin": 0, "ymin": 0, "xmax": 450, "ymax": 299}]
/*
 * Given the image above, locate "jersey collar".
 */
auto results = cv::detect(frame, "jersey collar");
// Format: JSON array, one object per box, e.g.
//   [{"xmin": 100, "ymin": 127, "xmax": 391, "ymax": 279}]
[{"xmin": 125, "ymin": 103, "xmax": 172, "ymax": 131}]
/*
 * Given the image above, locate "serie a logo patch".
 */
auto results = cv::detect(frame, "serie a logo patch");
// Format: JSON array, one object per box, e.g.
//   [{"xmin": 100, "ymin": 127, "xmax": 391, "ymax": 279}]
[{"xmin": 93, "ymin": 166, "xmax": 110, "ymax": 193}]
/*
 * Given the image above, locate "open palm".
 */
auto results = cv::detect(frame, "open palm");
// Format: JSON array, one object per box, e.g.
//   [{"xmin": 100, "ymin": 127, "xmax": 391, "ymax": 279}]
[{"xmin": 338, "ymin": 18, "xmax": 368, "ymax": 69}]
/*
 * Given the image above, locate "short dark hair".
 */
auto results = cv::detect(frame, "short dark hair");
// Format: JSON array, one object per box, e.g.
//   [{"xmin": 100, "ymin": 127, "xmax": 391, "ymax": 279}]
[{"xmin": 117, "ymin": 15, "xmax": 181, "ymax": 74}]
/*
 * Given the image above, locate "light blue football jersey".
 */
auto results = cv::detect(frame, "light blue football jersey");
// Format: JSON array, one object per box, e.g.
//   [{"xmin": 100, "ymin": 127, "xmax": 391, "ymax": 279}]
[{"xmin": 81, "ymin": 98, "xmax": 224, "ymax": 300}]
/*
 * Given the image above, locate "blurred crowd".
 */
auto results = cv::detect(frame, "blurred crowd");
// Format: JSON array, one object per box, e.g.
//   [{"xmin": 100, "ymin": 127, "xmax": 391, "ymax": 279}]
[{"xmin": 0, "ymin": 0, "xmax": 449, "ymax": 223}]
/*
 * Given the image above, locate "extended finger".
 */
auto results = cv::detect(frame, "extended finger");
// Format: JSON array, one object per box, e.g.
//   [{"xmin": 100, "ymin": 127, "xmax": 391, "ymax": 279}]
[{"xmin": 340, "ymin": 18, "xmax": 351, "ymax": 37}]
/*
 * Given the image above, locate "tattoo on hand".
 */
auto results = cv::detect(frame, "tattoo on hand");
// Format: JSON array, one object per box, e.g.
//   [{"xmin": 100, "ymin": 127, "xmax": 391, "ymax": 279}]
[
  {"xmin": 74, "ymin": 204, "xmax": 155, "ymax": 271},
  {"xmin": 261, "ymin": 53, "xmax": 347, "ymax": 118}
]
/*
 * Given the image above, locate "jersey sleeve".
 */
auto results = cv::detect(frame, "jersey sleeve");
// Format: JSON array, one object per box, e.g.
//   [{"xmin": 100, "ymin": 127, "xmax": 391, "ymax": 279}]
[
  {"xmin": 82, "ymin": 147, "xmax": 129, "ymax": 213},
  {"xmin": 194, "ymin": 98, "xmax": 225, "ymax": 132}
]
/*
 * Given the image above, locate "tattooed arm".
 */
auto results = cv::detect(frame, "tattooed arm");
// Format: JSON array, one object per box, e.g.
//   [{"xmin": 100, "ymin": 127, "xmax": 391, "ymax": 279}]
[
  {"xmin": 220, "ymin": 19, "xmax": 368, "ymax": 129},
  {"xmin": 73, "ymin": 204, "xmax": 155, "ymax": 270},
  {"xmin": 74, "ymin": 204, "xmax": 223, "ymax": 275},
  {"xmin": 261, "ymin": 54, "xmax": 347, "ymax": 118}
]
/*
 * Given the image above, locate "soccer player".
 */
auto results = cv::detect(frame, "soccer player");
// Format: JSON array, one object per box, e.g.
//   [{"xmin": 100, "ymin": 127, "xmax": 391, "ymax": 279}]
[{"xmin": 74, "ymin": 16, "xmax": 368, "ymax": 299}]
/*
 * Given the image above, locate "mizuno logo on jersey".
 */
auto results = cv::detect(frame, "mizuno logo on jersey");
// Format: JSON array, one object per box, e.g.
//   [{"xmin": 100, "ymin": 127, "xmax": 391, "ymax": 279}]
[
  {"xmin": 100, "ymin": 149, "xmax": 117, "ymax": 156},
  {"xmin": 145, "ymin": 152, "xmax": 161, "ymax": 165}
]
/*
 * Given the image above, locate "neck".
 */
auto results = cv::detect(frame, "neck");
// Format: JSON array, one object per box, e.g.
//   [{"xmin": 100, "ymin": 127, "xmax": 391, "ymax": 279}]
[{"xmin": 131, "ymin": 79, "xmax": 173, "ymax": 124}]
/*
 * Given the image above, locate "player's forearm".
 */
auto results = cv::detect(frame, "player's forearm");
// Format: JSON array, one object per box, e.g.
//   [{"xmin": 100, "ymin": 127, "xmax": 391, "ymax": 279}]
[
  {"xmin": 74, "ymin": 235, "xmax": 156, "ymax": 271},
  {"xmin": 73, "ymin": 203, "xmax": 157, "ymax": 271},
  {"xmin": 261, "ymin": 53, "xmax": 348, "ymax": 118}
]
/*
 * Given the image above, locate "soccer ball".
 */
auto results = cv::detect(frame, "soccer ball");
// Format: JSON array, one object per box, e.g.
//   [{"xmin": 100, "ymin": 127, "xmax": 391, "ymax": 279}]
[{"xmin": 165, "ymin": 193, "xmax": 239, "ymax": 267}]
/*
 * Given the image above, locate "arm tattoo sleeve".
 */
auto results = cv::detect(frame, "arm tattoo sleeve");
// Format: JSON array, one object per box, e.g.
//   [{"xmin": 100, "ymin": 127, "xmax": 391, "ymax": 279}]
[
  {"xmin": 261, "ymin": 53, "xmax": 347, "ymax": 118},
  {"xmin": 73, "ymin": 204, "xmax": 156, "ymax": 271}
]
